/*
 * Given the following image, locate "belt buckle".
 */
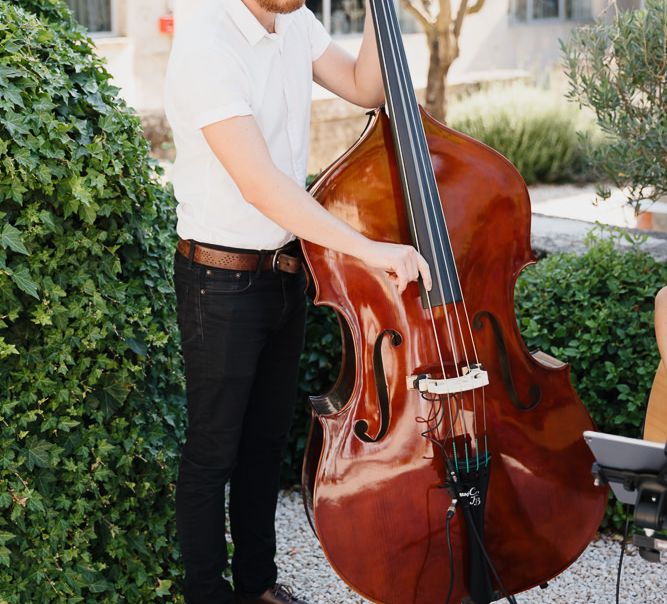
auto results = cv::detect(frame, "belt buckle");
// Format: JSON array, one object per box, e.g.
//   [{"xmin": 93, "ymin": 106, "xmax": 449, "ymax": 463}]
[{"xmin": 271, "ymin": 249, "xmax": 281, "ymax": 273}]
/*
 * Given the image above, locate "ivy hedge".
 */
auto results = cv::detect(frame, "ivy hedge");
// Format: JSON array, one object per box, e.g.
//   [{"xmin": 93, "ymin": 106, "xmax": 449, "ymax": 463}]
[
  {"xmin": 0, "ymin": 1, "xmax": 186, "ymax": 601},
  {"xmin": 0, "ymin": 3, "xmax": 344, "ymax": 600}
]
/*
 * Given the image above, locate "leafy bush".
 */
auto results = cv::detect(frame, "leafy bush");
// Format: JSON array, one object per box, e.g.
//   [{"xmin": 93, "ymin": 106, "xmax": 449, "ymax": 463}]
[
  {"xmin": 515, "ymin": 228, "xmax": 665, "ymax": 438},
  {"xmin": 448, "ymin": 83, "xmax": 602, "ymax": 185},
  {"xmin": 283, "ymin": 303, "xmax": 341, "ymax": 485},
  {"xmin": 516, "ymin": 229, "xmax": 666, "ymax": 529},
  {"xmin": 562, "ymin": 0, "xmax": 667, "ymax": 211},
  {"xmin": 0, "ymin": 1, "xmax": 185, "ymax": 601}
]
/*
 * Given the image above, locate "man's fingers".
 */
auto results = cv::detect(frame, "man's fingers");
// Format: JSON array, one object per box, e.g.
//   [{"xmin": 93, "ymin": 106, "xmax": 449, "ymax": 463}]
[
  {"xmin": 416, "ymin": 254, "xmax": 432, "ymax": 291},
  {"xmin": 374, "ymin": 244, "xmax": 432, "ymax": 295},
  {"xmin": 397, "ymin": 272, "xmax": 408, "ymax": 294}
]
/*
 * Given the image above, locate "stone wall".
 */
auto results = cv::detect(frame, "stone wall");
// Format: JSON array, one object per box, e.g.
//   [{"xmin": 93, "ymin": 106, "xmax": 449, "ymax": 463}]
[{"xmin": 307, "ymin": 71, "xmax": 531, "ymax": 175}]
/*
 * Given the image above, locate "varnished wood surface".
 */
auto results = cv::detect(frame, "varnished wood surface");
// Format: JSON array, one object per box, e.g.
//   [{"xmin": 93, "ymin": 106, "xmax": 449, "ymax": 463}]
[{"xmin": 301, "ymin": 108, "xmax": 607, "ymax": 604}]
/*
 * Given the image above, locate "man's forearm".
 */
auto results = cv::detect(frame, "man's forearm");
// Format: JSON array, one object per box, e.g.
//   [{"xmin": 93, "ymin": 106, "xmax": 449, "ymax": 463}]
[
  {"xmin": 244, "ymin": 165, "xmax": 373, "ymax": 260},
  {"xmin": 202, "ymin": 115, "xmax": 432, "ymax": 293},
  {"xmin": 656, "ymin": 287, "xmax": 667, "ymax": 364}
]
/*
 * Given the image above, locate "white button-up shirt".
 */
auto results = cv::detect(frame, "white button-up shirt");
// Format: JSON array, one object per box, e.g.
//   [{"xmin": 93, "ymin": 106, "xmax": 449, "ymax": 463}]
[{"xmin": 164, "ymin": 0, "xmax": 331, "ymax": 250}]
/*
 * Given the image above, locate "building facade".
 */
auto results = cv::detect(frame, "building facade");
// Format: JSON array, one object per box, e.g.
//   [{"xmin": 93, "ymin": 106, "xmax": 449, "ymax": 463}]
[
  {"xmin": 64, "ymin": 0, "xmax": 644, "ymax": 169},
  {"xmin": 67, "ymin": 0, "xmax": 645, "ymax": 113}
]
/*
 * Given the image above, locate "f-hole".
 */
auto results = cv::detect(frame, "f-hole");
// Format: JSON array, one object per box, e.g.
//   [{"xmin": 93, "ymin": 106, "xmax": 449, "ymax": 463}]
[
  {"xmin": 473, "ymin": 311, "xmax": 541, "ymax": 411},
  {"xmin": 354, "ymin": 329, "xmax": 403, "ymax": 443}
]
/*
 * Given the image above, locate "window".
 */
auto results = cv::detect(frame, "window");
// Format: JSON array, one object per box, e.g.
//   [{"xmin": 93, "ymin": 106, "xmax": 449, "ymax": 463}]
[
  {"xmin": 511, "ymin": 0, "xmax": 592, "ymax": 22},
  {"xmin": 307, "ymin": 0, "xmax": 417, "ymax": 36},
  {"xmin": 616, "ymin": 0, "xmax": 644, "ymax": 9},
  {"xmin": 64, "ymin": 0, "xmax": 114, "ymax": 34}
]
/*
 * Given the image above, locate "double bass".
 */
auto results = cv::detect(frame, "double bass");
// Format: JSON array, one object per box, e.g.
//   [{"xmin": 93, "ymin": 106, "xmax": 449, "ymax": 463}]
[{"xmin": 301, "ymin": 0, "xmax": 607, "ymax": 602}]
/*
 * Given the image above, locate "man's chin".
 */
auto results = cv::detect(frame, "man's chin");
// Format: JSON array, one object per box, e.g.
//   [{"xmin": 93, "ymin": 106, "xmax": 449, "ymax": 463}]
[{"xmin": 256, "ymin": 0, "xmax": 305, "ymax": 14}]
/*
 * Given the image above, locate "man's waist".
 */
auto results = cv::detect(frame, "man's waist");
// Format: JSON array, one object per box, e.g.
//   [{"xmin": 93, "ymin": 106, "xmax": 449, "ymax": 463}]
[{"xmin": 176, "ymin": 239, "xmax": 302, "ymax": 274}]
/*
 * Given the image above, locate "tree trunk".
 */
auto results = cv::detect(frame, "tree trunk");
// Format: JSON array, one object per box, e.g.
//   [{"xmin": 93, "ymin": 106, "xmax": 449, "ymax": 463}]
[
  {"xmin": 400, "ymin": 0, "xmax": 485, "ymax": 122},
  {"xmin": 424, "ymin": 31, "xmax": 453, "ymax": 123}
]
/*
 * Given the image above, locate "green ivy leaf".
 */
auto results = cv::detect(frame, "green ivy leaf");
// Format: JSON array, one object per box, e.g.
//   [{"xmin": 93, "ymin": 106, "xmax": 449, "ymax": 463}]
[
  {"xmin": 88, "ymin": 579, "xmax": 113, "ymax": 593},
  {"xmin": 155, "ymin": 579, "xmax": 172, "ymax": 596},
  {"xmin": 10, "ymin": 266, "xmax": 39, "ymax": 299},
  {"xmin": 0, "ymin": 223, "xmax": 28, "ymax": 255},
  {"xmin": 0, "ymin": 545, "xmax": 11, "ymax": 567},
  {"xmin": 125, "ymin": 337, "xmax": 147, "ymax": 356},
  {"xmin": 24, "ymin": 438, "xmax": 54, "ymax": 470}
]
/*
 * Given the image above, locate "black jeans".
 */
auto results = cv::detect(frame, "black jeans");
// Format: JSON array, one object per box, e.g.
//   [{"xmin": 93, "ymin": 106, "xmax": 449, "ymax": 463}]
[{"xmin": 173, "ymin": 247, "xmax": 307, "ymax": 604}]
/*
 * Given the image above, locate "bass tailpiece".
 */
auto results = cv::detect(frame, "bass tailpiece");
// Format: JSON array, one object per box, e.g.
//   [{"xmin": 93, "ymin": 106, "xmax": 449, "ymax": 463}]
[{"xmin": 450, "ymin": 457, "xmax": 497, "ymax": 604}]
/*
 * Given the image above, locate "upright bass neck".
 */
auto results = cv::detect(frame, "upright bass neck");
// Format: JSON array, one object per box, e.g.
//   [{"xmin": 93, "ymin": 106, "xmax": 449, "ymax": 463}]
[{"xmin": 368, "ymin": 0, "xmax": 462, "ymax": 308}]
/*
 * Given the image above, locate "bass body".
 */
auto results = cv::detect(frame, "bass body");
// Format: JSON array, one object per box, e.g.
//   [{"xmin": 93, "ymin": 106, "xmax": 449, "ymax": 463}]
[{"xmin": 301, "ymin": 107, "xmax": 607, "ymax": 604}]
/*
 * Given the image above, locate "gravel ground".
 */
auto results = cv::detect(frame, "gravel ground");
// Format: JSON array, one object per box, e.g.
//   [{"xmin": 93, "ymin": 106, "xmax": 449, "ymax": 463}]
[{"xmin": 274, "ymin": 488, "xmax": 666, "ymax": 604}]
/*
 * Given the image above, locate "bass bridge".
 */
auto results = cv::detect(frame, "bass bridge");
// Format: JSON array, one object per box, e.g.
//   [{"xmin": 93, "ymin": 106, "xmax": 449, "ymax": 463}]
[{"xmin": 406, "ymin": 363, "xmax": 489, "ymax": 395}]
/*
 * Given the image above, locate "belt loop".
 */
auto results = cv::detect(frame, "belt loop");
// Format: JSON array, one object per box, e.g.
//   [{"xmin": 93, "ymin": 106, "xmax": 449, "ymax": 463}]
[
  {"xmin": 187, "ymin": 239, "xmax": 195, "ymax": 269},
  {"xmin": 254, "ymin": 250, "xmax": 266, "ymax": 279}
]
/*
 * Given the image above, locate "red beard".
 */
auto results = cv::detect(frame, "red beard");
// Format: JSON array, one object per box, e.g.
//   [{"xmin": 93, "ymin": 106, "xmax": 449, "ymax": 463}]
[{"xmin": 255, "ymin": 0, "xmax": 305, "ymax": 14}]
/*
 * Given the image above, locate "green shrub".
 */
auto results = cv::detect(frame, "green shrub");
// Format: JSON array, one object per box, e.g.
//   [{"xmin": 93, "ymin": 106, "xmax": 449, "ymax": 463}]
[
  {"xmin": 515, "ymin": 228, "xmax": 665, "ymax": 437},
  {"xmin": 448, "ymin": 83, "xmax": 602, "ymax": 185},
  {"xmin": 516, "ymin": 229, "xmax": 666, "ymax": 529},
  {"xmin": 0, "ymin": 2, "xmax": 185, "ymax": 601},
  {"xmin": 282, "ymin": 302, "xmax": 341, "ymax": 485},
  {"xmin": 562, "ymin": 0, "xmax": 667, "ymax": 210}
]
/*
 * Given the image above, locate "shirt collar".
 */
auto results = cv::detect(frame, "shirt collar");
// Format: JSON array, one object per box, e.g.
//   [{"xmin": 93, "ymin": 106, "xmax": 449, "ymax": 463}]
[{"xmin": 227, "ymin": 0, "xmax": 296, "ymax": 46}]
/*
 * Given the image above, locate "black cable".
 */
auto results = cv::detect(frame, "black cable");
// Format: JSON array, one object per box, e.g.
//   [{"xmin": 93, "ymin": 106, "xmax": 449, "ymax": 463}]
[
  {"xmin": 463, "ymin": 506, "xmax": 518, "ymax": 604},
  {"xmin": 616, "ymin": 504, "xmax": 631, "ymax": 604},
  {"xmin": 444, "ymin": 499, "xmax": 457, "ymax": 604}
]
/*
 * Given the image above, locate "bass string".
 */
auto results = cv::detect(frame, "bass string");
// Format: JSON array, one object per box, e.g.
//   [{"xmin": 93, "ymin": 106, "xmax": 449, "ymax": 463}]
[
  {"xmin": 369, "ymin": 0, "xmax": 458, "ymax": 448},
  {"xmin": 378, "ymin": 0, "xmax": 470, "ymax": 370},
  {"xmin": 375, "ymin": 0, "xmax": 487, "ymax": 464},
  {"xmin": 372, "ymin": 0, "xmax": 467, "ymax": 461}
]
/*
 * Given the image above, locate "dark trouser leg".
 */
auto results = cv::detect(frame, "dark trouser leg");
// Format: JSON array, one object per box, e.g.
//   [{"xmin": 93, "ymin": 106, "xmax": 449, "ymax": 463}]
[
  {"xmin": 173, "ymin": 250, "xmax": 306, "ymax": 603},
  {"xmin": 230, "ymin": 272, "xmax": 307, "ymax": 596},
  {"xmin": 174, "ymin": 254, "xmax": 272, "ymax": 604}
]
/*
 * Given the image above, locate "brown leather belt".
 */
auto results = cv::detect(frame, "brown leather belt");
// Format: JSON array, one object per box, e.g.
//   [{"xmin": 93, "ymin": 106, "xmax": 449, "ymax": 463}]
[{"xmin": 177, "ymin": 239, "xmax": 302, "ymax": 274}]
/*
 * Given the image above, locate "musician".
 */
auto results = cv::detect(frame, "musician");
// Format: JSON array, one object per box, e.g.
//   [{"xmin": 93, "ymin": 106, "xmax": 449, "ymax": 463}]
[
  {"xmin": 656, "ymin": 286, "xmax": 667, "ymax": 364},
  {"xmin": 164, "ymin": 0, "xmax": 432, "ymax": 602}
]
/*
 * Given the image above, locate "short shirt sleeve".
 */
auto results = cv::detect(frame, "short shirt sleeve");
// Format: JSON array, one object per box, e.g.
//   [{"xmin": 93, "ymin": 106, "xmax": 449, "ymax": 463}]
[
  {"xmin": 172, "ymin": 44, "xmax": 253, "ymax": 130},
  {"xmin": 305, "ymin": 8, "xmax": 331, "ymax": 62}
]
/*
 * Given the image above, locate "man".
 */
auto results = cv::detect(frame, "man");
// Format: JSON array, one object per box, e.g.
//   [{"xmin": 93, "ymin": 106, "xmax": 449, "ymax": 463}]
[
  {"xmin": 656, "ymin": 287, "xmax": 667, "ymax": 365},
  {"xmin": 164, "ymin": 0, "xmax": 431, "ymax": 602}
]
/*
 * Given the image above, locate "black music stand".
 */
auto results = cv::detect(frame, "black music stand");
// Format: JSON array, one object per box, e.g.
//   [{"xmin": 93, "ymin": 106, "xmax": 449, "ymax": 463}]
[{"xmin": 584, "ymin": 430, "xmax": 667, "ymax": 562}]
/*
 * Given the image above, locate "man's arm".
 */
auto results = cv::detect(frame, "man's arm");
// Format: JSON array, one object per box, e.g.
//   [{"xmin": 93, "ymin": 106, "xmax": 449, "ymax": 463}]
[
  {"xmin": 656, "ymin": 287, "xmax": 667, "ymax": 364},
  {"xmin": 312, "ymin": 1, "xmax": 384, "ymax": 108},
  {"xmin": 202, "ymin": 115, "xmax": 430, "ymax": 294}
]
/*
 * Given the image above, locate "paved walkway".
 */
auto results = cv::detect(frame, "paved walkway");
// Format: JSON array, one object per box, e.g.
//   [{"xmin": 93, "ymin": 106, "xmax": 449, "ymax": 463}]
[
  {"xmin": 529, "ymin": 183, "xmax": 667, "ymax": 232},
  {"xmin": 528, "ymin": 183, "xmax": 667, "ymax": 261}
]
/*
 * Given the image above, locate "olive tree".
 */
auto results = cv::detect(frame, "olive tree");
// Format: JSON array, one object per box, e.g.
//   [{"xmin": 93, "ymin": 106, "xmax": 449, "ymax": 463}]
[
  {"xmin": 400, "ymin": 0, "xmax": 485, "ymax": 122},
  {"xmin": 562, "ymin": 0, "xmax": 667, "ymax": 212}
]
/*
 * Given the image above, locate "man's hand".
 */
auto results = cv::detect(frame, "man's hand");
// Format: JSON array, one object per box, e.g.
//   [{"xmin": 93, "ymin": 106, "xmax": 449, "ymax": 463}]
[{"xmin": 360, "ymin": 240, "xmax": 433, "ymax": 295}]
